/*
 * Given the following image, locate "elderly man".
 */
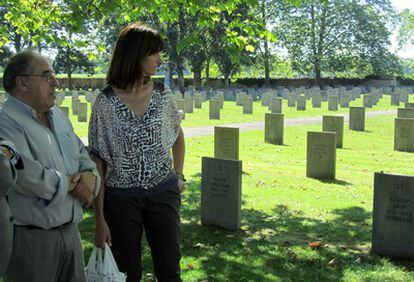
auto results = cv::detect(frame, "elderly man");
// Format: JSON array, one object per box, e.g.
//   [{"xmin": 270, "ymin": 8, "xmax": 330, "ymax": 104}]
[
  {"xmin": 0, "ymin": 51, "xmax": 100, "ymax": 282},
  {"xmin": 0, "ymin": 139, "xmax": 23, "ymax": 275}
]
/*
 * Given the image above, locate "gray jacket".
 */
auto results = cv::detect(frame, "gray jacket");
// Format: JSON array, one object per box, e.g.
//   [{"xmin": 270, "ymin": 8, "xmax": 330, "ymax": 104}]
[
  {"xmin": 0, "ymin": 151, "xmax": 16, "ymax": 273},
  {"xmin": 0, "ymin": 96, "xmax": 100, "ymax": 229}
]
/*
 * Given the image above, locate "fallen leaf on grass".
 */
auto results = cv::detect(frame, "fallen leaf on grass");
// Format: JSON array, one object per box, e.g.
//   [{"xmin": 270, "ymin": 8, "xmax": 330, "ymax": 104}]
[
  {"xmin": 145, "ymin": 273, "xmax": 155, "ymax": 281},
  {"xmin": 193, "ymin": 243, "xmax": 209, "ymax": 249},
  {"xmin": 244, "ymin": 237, "xmax": 255, "ymax": 242},
  {"xmin": 287, "ymin": 249, "xmax": 298, "ymax": 262},
  {"xmin": 361, "ymin": 201, "xmax": 366, "ymax": 204},
  {"xmin": 187, "ymin": 263, "xmax": 197, "ymax": 270},
  {"xmin": 309, "ymin": 241, "xmax": 323, "ymax": 249},
  {"xmin": 328, "ymin": 258, "xmax": 337, "ymax": 267}
]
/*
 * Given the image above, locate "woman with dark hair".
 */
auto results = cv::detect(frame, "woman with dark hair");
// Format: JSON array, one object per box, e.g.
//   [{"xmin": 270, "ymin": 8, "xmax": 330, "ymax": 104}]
[{"xmin": 89, "ymin": 22, "xmax": 185, "ymax": 282}]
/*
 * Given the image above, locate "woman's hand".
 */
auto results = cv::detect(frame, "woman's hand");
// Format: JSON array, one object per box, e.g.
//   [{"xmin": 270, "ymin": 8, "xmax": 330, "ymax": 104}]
[
  {"xmin": 178, "ymin": 178, "xmax": 185, "ymax": 193},
  {"xmin": 94, "ymin": 218, "xmax": 112, "ymax": 248}
]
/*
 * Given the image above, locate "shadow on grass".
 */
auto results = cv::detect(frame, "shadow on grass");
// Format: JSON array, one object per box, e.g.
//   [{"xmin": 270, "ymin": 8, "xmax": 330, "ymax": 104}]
[
  {"xmin": 179, "ymin": 178, "xmax": 414, "ymax": 281},
  {"xmin": 78, "ymin": 177, "xmax": 414, "ymax": 281},
  {"xmin": 317, "ymin": 178, "xmax": 352, "ymax": 186}
]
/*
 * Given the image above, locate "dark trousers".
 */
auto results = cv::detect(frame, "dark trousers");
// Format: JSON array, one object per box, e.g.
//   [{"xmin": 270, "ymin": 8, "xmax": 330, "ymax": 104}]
[{"xmin": 104, "ymin": 189, "xmax": 182, "ymax": 282}]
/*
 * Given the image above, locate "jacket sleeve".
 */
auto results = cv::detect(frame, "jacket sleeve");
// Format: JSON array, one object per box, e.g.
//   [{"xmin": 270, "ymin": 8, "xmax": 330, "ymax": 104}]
[{"xmin": 0, "ymin": 116, "xmax": 68, "ymax": 204}]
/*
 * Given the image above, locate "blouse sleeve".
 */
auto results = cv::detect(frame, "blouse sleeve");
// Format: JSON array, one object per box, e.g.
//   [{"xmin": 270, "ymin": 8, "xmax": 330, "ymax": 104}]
[
  {"xmin": 160, "ymin": 84, "xmax": 182, "ymax": 150},
  {"xmin": 88, "ymin": 94, "xmax": 113, "ymax": 172}
]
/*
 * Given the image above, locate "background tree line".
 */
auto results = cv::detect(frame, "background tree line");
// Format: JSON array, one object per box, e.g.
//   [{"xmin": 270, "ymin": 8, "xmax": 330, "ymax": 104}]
[{"xmin": 0, "ymin": 0, "xmax": 413, "ymax": 90}]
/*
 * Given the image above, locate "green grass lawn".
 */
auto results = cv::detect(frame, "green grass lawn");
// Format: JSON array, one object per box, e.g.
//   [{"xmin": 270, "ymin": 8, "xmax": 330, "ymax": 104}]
[
  {"xmin": 76, "ymin": 95, "xmax": 414, "ymax": 281},
  {"xmin": 64, "ymin": 94, "xmax": 402, "ymax": 138}
]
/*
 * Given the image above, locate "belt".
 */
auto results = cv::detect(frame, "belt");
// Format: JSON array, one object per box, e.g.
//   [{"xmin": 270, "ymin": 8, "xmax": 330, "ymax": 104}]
[{"xmin": 18, "ymin": 221, "xmax": 72, "ymax": 230}]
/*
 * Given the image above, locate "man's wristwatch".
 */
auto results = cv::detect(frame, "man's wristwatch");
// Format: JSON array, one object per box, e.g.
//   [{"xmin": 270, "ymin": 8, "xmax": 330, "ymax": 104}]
[{"xmin": 0, "ymin": 145, "xmax": 14, "ymax": 160}]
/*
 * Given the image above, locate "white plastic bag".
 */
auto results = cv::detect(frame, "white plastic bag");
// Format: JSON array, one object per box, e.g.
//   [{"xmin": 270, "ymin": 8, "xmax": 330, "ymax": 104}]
[{"xmin": 86, "ymin": 244, "xmax": 126, "ymax": 282}]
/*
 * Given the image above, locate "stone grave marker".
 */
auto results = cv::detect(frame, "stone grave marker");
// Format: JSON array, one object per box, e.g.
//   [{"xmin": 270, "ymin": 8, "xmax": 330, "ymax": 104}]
[
  {"xmin": 209, "ymin": 98, "xmax": 220, "ymax": 120},
  {"xmin": 306, "ymin": 131, "xmax": 336, "ymax": 179},
  {"xmin": 372, "ymin": 172, "xmax": 414, "ymax": 258},
  {"xmin": 265, "ymin": 113, "xmax": 284, "ymax": 145},
  {"xmin": 328, "ymin": 95, "xmax": 339, "ymax": 111},
  {"xmin": 287, "ymin": 92, "xmax": 296, "ymax": 107},
  {"xmin": 184, "ymin": 97, "xmax": 194, "ymax": 113},
  {"xmin": 349, "ymin": 107, "xmax": 365, "ymax": 131},
  {"xmin": 322, "ymin": 115, "xmax": 344, "ymax": 148},
  {"xmin": 54, "ymin": 93, "xmax": 65, "ymax": 106},
  {"xmin": 312, "ymin": 94, "xmax": 322, "ymax": 108},
  {"xmin": 397, "ymin": 108, "xmax": 414, "ymax": 118},
  {"xmin": 340, "ymin": 94, "xmax": 350, "ymax": 108},
  {"xmin": 400, "ymin": 93, "xmax": 409, "ymax": 103},
  {"xmin": 236, "ymin": 92, "xmax": 246, "ymax": 106},
  {"xmin": 269, "ymin": 97, "xmax": 282, "ymax": 114},
  {"xmin": 176, "ymin": 99, "xmax": 186, "ymax": 119},
  {"xmin": 71, "ymin": 97, "xmax": 80, "ymax": 115},
  {"xmin": 394, "ymin": 118, "xmax": 414, "ymax": 152},
  {"xmin": 391, "ymin": 94, "xmax": 400, "ymax": 106},
  {"xmin": 214, "ymin": 126, "xmax": 239, "ymax": 160},
  {"xmin": 297, "ymin": 95, "xmax": 306, "ymax": 111},
  {"xmin": 77, "ymin": 103, "xmax": 88, "ymax": 122},
  {"xmin": 405, "ymin": 102, "xmax": 414, "ymax": 109},
  {"xmin": 363, "ymin": 94, "xmax": 372, "ymax": 108},
  {"xmin": 0, "ymin": 92, "xmax": 6, "ymax": 106},
  {"xmin": 216, "ymin": 93, "xmax": 224, "ymax": 109},
  {"xmin": 194, "ymin": 93, "xmax": 202, "ymax": 109},
  {"xmin": 243, "ymin": 96, "xmax": 253, "ymax": 114},
  {"xmin": 201, "ymin": 157, "xmax": 242, "ymax": 230}
]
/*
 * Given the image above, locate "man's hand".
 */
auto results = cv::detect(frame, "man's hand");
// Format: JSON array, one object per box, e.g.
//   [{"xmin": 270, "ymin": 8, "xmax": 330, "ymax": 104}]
[
  {"xmin": 71, "ymin": 171, "xmax": 96, "ymax": 207},
  {"xmin": 67, "ymin": 175, "xmax": 80, "ymax": 192}
]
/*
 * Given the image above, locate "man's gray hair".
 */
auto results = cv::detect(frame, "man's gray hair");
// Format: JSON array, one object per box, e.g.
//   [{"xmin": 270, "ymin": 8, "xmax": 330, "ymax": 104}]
[{"xmin": 3, "ymin": 50, "xmax": 43, "ymax": 93}]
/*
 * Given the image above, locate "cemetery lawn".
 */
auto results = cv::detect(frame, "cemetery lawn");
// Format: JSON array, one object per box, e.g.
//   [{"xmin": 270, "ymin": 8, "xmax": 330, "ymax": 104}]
[
  {"xmin": 64, "ymin": 95, "xmax": 400, "ymax": 138},
  {"xmin": 78, "ymin": 111, "xmax": 414, "ymax": 281}
]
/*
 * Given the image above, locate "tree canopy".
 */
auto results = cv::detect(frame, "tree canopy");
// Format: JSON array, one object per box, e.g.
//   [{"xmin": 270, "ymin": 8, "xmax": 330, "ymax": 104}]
[{"xmin": 0, "ymin": 0, "xmax": 407, "ymax": 86}]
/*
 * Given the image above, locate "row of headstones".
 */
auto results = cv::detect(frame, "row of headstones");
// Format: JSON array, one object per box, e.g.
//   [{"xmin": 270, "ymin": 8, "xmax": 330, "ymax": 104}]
[
  {"xmin": 177, "ymin": 86, "xmax": 413, "ymax": 111},
  {"xmin": 54, "ymin": 92, "xmax": 99, "ymax": 122},
  {"xmin": 179, "ymin": 85, "xmax": 414, "ymax": 101},
  {"xmin": 201, "ymin": 104, "xmax": 414, "ymax": 227},
  {"xmin": 201, "ymin": 117, "xmax": 414, "ymax": 259},
  {"xmin": 174, "ymin": 91, "xmax": 391, "ymax": 121}
]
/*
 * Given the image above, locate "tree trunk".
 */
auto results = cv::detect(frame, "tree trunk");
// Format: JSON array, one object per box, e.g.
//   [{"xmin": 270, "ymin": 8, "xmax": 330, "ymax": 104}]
[
  {"xmin": 164, "ymin": 61, "xmax": 174, "ymax": 88},
  {"xmin": 315, "ymin": 61, "xmax": 322, "ymax": 89},
  {"xmin": 177, "ymin": 60, "xmax": 185, "ymax": 95},
  {"xmin": 14, "ymin": 32, "xmax": 21, "ymax": 52},
  {"xmin": 261, "ymin": 0, "xmax": 270, "ymax": 86},
  {"xmin": 205, "ymin": 57, "xmax": 210, "ymax": 84},
  {"xmin": 193, "ymin": 67, "xmax": 202, "ymax": 88},
  {"xmin": 66, "ymin": 46, "xmax": 73, "ymax": 90},
  {"xmin": 224, "ymin": 75, "xmax": 230, "ymax": 86},
  {"xmin": 177, "ymin": 7, "xmax": 186, "ymax": 95}
]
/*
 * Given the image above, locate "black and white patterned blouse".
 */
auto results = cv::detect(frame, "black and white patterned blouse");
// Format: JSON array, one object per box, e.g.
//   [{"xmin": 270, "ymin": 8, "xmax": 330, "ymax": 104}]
[{"xmin": 88, "ymin": 82, "xmax": 181, "ymax": 193}]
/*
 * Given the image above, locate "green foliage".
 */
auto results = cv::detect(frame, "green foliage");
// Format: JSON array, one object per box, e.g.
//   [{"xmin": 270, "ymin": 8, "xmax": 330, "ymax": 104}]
[
  {"xmin": 274, "ymin": 0, "xmax": 402, "ymax": 81},
  {"xmin": 398, "ymin": 9, "xmax": 414, "ymax": 47},
  {"xmin": 53, "ymin": 46, "xmax": 95, "ymax": 75}
]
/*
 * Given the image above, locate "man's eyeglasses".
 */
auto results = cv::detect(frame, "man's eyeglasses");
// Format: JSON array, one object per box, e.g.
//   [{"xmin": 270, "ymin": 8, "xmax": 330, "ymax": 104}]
[{"xmin": 19, "ymin": 72, "xmax": 57, "ymax": 83}]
